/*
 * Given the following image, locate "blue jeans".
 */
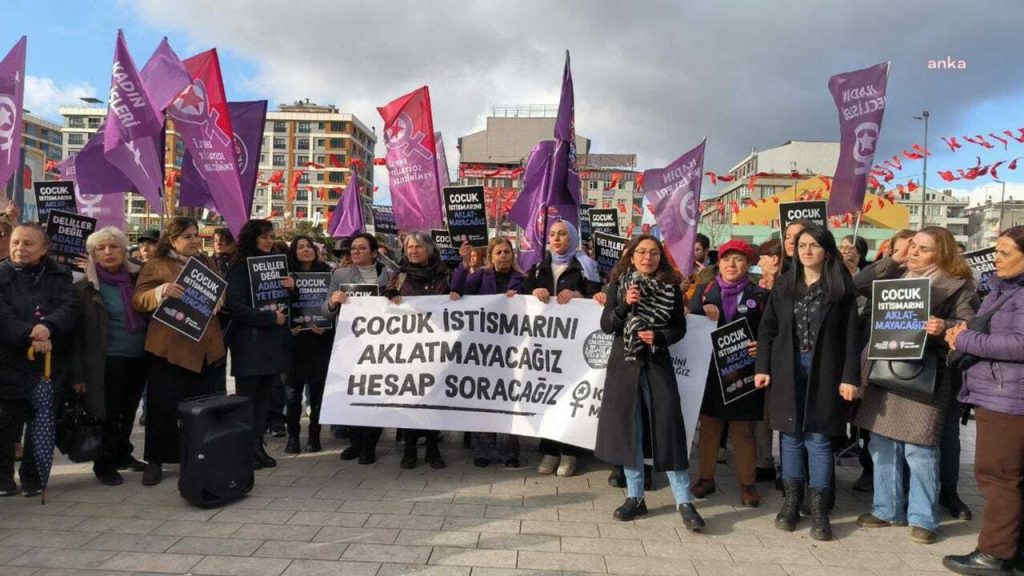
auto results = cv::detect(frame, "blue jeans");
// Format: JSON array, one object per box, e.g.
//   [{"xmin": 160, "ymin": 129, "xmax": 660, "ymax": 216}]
[
  {"xmin": 624, "ymin": 375, "xmax": 693, "ymax": 504},
  {"xmin": 779, "ymin": 351, "xmax": 832, "ymax": 489},
  {"xmin": 869, "ymin": 432, "xmax": 939, "ymax": 531}
]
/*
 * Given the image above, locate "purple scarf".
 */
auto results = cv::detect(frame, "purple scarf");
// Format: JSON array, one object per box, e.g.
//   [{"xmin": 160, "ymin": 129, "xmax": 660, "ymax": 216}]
[
  {"xmin": 715, "ymin": 274, "xmax": 750, "ymax": 322},
  {"xmin": 96, "ymin": 266, "xmax": 147, "ymax": 332}
]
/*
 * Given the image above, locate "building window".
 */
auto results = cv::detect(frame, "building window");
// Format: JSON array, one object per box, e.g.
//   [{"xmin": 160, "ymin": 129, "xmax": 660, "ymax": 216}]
[
  {"xmin": 88, "ymin": 117, "xmax": 101, "ymax": 127},
  {"xmin": 67, "ymin": 133, "xmax": 84, "ymax": 145},
  {"xmin": 274, "ymin": 121, "xmax": 287, "ymax": 132},
  {"xmin": 317, "ymin": 122, "xmax": 325, "ymax": 131},
  {"xmin": 331, "ymin": 122, "xmax": 345, "ymax": 132},
  {"xmin": 297, "ymin": 138, "xmax": 309, "ymax": 149},
  {"xmin": 273, "ymin": 136, "xmax": 286, "ymax": 148},
  {"xmin": 259, "ymin": 154, "xmax": 266, "ymax": 165},
  {"xmin": 273, "ymin": 154, "xmax": 285, "ymax": 166},
  {"xmin": 297, "ymin": 122, "xmax": 311, "ymax": 133},
  {"xmin": 314, "ymin": 155, "xmax": 325, "ymax": 165},
  {"xmin": 315, "ymin": 138, "xmax": 325, "ymax": 148},
  {"xmin": 329, "ymin": 138, "xmax": 343, "ymax": 149},
  {"xmin": 299, "ymin": 172, "xmax": 309, "ymax": 184},
  {"xmin": 329, "ymin": 172, "xmax": 344, "ymax": 183},
  {"xmin": 67, "ymin": 117, "xmax": 85, "ymax": 128}
]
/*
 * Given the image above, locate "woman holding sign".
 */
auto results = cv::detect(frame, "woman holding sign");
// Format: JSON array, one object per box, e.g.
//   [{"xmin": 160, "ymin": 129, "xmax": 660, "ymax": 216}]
[
  {"xmin": 594, "ymin": 235, "xmax": 705, "ymax": 530},
  {"xmin": 754, "ymin": 225, "xmax": 860, "ymax": 541},
  {"xmin": 132, "ymin": 217, "xmax": 226, "ymax": 486},
  {"xmin": 283, "ymin": 235, "xmax": 332, "ymax": 454},
  {"xmin": 72, "ymin": 227, "xmax": 148, "ymax": 486},
  {"xmin": 943, "ymin": 226, "xmax": 1024, "ymax": 575},
  {"xmin": 225, "ymin": 220, "xmax": 294, "ymax": 470},
  {"xmin": 689, "ymin": 240, "xmax": 767, "ymax": 508},
  {"xmin": 451, "ymin": 237, "xmax": 525, "ymax": 468},
  {"xmin": 325, "ymin": 233, "xmax": 394, "ymax": 465},
  {"xmin": 520, "ymin": 219, "xmax": 600, "ymax": 477},
  {"xmin": 853, "ymin": 227, "xmax": 978, "ymax": 545},
  {"xmin": 384, "ymin": 232, "xmax": 451, "ymax": 470}
]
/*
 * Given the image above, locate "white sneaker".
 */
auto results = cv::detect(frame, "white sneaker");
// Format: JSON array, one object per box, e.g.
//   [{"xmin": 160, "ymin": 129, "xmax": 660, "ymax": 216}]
[
  {"xmin": 556, "ymin": 455, "xmax": 577, "ymax": 477},
  {"xmin": 537, "ymin": 454, "xmax": 560, "ymax": 475}
]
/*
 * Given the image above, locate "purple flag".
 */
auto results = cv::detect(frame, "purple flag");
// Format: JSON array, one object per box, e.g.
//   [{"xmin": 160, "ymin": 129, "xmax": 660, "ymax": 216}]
[
  {"xmin": 0, "ymin": 36, "xmax": 26, "ymax": 193},
  {"xmin": 377, "ymin": 86, "xmax": 444, "ymax": 231},
  {"xmin": 643, "ymin": 140, "xmax": 706, "ymax": 277},
  {"xmin": 328, "ymin": 172, "xmax": 364, "ymax": 238},
  {"xmin": 435, "ymin": 132, "xmax": 450, "ymax": 189},
  {"xmin": 169, "ymin": 49, "xmax": 248, "ymax": 237},
  {"xmin": 549, "ymin": 50, "xmax": 581, "ymax": 210},
  {"xmin": 507, "ymin": 141, "xmax": 577, "ymax": 271},
  {"xmin": 180, "ymin": 100, "xmax": 267, "ymax": 216},
  {"xmin": 826, "ymin": 62, "xmax": 890, "ymax": 216},
  {"xmin": 59, "ymin": 154, "xmax": 125, "ymax": 231},
  {"xmin": 103, "ymin": 30, "xmax": 165, "ymax": 212},
  {"xmin": 140, "ymin": 38, "xmax": 192, "ymax": 112}
]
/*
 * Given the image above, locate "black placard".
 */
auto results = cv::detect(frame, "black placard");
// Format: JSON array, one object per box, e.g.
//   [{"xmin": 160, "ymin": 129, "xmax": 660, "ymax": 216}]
[
  {"xmin": 578, "ymin": 204, "xmax": 594, "ymax": 242},
  {"xmin": 152, "ymin": 257, "xmax": 227, "ymax": 343},
  {"xmin": 34, "ymin": 181, "xmax": 76, "ymax": 224},
  {"xmin": 430, "ymin": 229, "xmax": 462, "ymax": 269},
  {"xmin": 593, "ymin": 231, "xmax": 627, "ymax": 279},
  {"xmin": 779, "ymin": 200, "xmax": 827, "ymax": 238},
  {"xmin": 711, "ymin": 318, "xmax": 758, "ymax": 405},
  {"xmin": 589, "ymin": 208, "xmax": 619, "ymax": 236},
  {"xmin": 443, "ymin": 185, "xmax": 488, "ymax": 247},
  {"xmin": 45, "ymin": 209, "xmax": 95, "ymax": 259},
  {"xmin": 291, "ymin": 272, "xmax": 334, "ymax": 330},
  {"xmin": 370, "ymin": 205, "xmax": 398, "ymax": 235},
  {"xmin": 247, "ymin": 254, "xmax": 290, "ymax": 316},
  {"xmin": 867, "ymin": 277, "xmax": 931, "ymax": 360},
  {"xmin": 963, "ymin": 247, "xmax": 996, "ymax": 296}
]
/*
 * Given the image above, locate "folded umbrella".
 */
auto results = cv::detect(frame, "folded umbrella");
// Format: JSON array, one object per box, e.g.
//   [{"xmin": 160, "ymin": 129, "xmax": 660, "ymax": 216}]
[{"xmin": 25, "ymin": 347, "xmax": 54, "ymax": 504}]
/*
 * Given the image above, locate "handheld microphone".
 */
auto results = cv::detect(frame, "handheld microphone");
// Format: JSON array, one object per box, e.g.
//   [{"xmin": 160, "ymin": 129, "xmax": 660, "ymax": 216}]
[{"xmin": 629, "ymin": 270, "xmax": 642, "ymax": 313}]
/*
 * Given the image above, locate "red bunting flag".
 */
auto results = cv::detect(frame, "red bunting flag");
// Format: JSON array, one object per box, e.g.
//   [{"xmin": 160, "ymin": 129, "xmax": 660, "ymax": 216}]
[
  {"xmin": 617, "ymin": 201, "xmax": 627, "ymax": 214},
  {"xmin": 268, "ymin": 171, "xmax": 284, "ymax": 185},
  {"xmin": 819, "ymin": 176, "xmax": 833, "ymax": 191},
  {"xmin": 871, "ymin": 167, "xmax": 895, "ymax": 182},
  {"xmin": 608, "ymin": 172, "xmax": 622, "ymax": 189},
  {"xmin": 716, "ymin": 200, "xmax": 725, "ymax": 216},
  {"xmin": 165, "ymin": 168, "xmax": 179, "ymax": 189},
  {"xmin": 907, "ymin": 180, "xmax": 919, "ymax": 192},
  {"xmin": 717, "ymin": 174, "xmax": 736, "ymax": 182},
  {"xmin": 772, "ymin": 196, "xmax": 780, "ymax": 203},
  {"xmin": 964, "ymin": 135, "xmax": 995, "ymax": 149},
  {"xmin": 942, "ymin": 136, "xmax": 962, "ymax": 152},
  {"xmin": 372, "ymin": 157, "xmax": 387, "ymax": 166},
  {"xmin": 863, "ymin": 201, "xmax": 872, "ymax": 214},
  {"xmin": 705, "ymin": 171, "xmax": 718, "ymax": 185},
  {"xmin": 903, "ymin": 149, "xmax": 924, "ymax": 161},
  {"xmin": 349, "ymin": 158, "xmax": 366, "ymax": 169},
  {"xmin": 912, "ymin": 144, "xmax": 931, "ymax": 157},
  {"xmin": 1010, "ymin": 158, "xmax": 1020, "ymax": 170},
  {"xmin": 743, "ymin": 198, "xmax": 757, "ymax": 208},
  {"xmin": 938, "ymin": 170, "xmax": 958, "ymax": 182},
  {"xmin": 989, "ymin": 133, "xmax": 1009, "ymax": 150},
  {"xmin": 328, "ymin": 154, "xmax": 341, "ymax": 168},
  {"xmin": 747, "ymin": 174, "xmax": 758, "ymax": 193},
  {"xmin": 729, "ymin": 200, "xmax": 740, "ymax": 215},
  {"xmin": 990, "ymin": 160, "xmax": 1006, "ymax": 180},
  {"xmin": 1004, "ymin": 129, "xmax": 1024, "ymax": 144},
  {"xmin": 626, "ymin": 222, "xmax": 635, "ymax": 237},
  {"xmin": 303, "ymin": 161, "xmax": 325, "ymax": 169},
  {"xmin": 884, "ymin": 155, "xmax": 903, "ymax": 170},
  {"xmin": 636, "ymin": 173, "xmax": 645, "ymax": 189}
]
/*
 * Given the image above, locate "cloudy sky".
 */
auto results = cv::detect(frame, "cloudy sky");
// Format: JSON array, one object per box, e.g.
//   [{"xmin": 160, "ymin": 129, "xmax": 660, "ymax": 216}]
[{"xmin": 6, "ymin": 0, "xmax": 1024, "ymax": 204}]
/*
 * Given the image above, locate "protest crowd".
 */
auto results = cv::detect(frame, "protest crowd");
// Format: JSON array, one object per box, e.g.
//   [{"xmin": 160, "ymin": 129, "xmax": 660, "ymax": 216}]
[{"xmin": 0, "ymin": 34, "xmax": 1022, "ymax": 576}]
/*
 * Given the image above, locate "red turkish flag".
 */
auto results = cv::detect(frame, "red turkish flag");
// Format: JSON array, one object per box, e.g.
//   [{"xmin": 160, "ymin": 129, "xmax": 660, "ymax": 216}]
[{"xmin": 942, "ymin": 136, "xmax": 962, "ymax": 152}]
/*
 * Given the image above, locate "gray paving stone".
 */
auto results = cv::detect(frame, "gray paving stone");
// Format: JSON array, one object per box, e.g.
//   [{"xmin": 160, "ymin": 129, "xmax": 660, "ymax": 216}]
[
  {"xmin": 428, "ymin": 547, "xmax": 518, "ymax": 568},
  {"xmin": 395, "ymin": 530, "xmax": 480, "ymax": 548},
  {"xmin": 280, "ymin": 560, "xmax": 379, "ymax": 576},
  {"xmin": 441, "ymin": 518, "xmax": 521, "ymax": 534},
  {"xmin": 96, "ymin": 551, "xmax": 204, "ymax": 574},
  {"xmin": 517, "ymin": 551, "xmax": 607, "ymax": 573},
  {"xmin": 68, "ymin": 517, "xmax": 164, "ymax": 535},
  {"xmin": 561, "ymin": 537, "xmax": 646, "ymax": 557},
  {"xmin": 520, "ymin": 520, "xmax": 599, "ymax": 538},
  {"xmin": 0, "ymin": 567, "xmax": 39, "ymax": 576},
  {"xmin": 726, "ymin": 545, "xmax": 823, "ymax": 566},
  {"xmin": 231, "ymin": 523, "xmax": 321, "ymax": 542},
  {"xmin": 338, "ymin": 500, "xmax": 414, "ymax": 515},
  {"xmin": 365, "ymin": 514, "xmax": 446, "ymax": 530},
  {"xmin": 252, "ymin": 540, "xmax": 346, "ymax": 560},
  {"xmin": 642, "ymin": 541, "xmax": 732, "ymax": 562},
  {"xmin": 151, "ymin": 520, "xmax": 242, "ymax": 538},
  {"xmin": 378, "ymin": 564, "xmax": 472, "ymax": 576},
  {"xmin": 476, "ymin": 534, "xmax": 561, "ymax": 552},
  {"xmin": 166, "ymin": 536, "xmax": 264, "ymax": 556},
  {"xmin": 191, "ymin": 555, "xmax": 292, "ymax": 576},
  {"xmin": 264, "ymin": 498, "xmax": 343, "ymax": 512},
  {"xmin": 484, "ymin": 507, "xmax": 558, "ymax": 521},
  {"xmin": 30, "ymin": 569, "xmax": 132, "ymax": 576},
  {"xmin": 209, "ymin": 509, "xmax": 296, "ymax": 525},
  {"xmin": 0, "ymin": 546, "xmax": 29, "ymax": 564},
  {"xmin": 605, "ymin": 555, "xmax": 698, "ymax": 576},
  {"xmin": 691, "ymin": 560, "xmax": 788, "ymax": 576},
  {"xmin": 4, "ymin": 548, "xmax": 112, "ymax": 570},
  {"xmin": 80, "ymin": 533, "xmax": 182, "ymax": 553},
  {"xmin": 341, "ymin": 543, "xmax": 432, "ymax": 564},
  {"xmin": 286, "ymin": 511, "xmax": 369, "ymax": 527},
  {"xmin": 411, "ymin": 503, "xmax": 487, "ymax": 517},
  {"xmin": 469, "ymin": 569, "xmax": 562, "ymax": 576},
  {"xmin": 1, "ymin": 530, "xmax": 100, "ymax": 550},
  {"xmin": 0, "ymin": 514, "xmax": 88, "ymax": 531},
  {"xmin": 311, "ymin": 526, "xmax": 400, "ymax": 544}
]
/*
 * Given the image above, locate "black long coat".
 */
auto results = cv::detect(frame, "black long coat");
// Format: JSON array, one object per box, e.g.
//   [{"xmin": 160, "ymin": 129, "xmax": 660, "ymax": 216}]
[
  {"xmin": 690, "ymin": 279, "xmax": 767, "ymax": 421},
  {"xmin": 520, "ymin": 254, "xmax": 600, "ymax": 298},
  {"xmin": 224, "ymin": 256, "xmax": 293, "ymax": 378},
  {"xmin": 755, "ymin": 271, "xmax": 861, "ymax": 436},
  {"xmin": 594, "ymin": 280, "xmax": 690, "ymax": 471},
  {"xmin": 289, "ymin": 261, "xmax": 334, "ymax": 385},
  {"xmin": 0, "ymin": 258, "xmax": 78, "ymax": 400}
]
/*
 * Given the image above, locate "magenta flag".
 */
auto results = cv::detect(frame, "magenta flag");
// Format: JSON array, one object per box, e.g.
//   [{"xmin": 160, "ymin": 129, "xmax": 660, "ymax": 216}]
[
  {"xmin": 643, "ymin": 140, "xmax": 706, "ymax": 277},
  {"xmin": 58, "ymin": 154, "xmax": 125, "ymax": 231},
  {"xmin": 507, "ymin": 140, "xmax": 578, "ymax": 271},
  {"xmin": 180, "ymin": 100, "xmax": 267, "ymax": 216},
  {"xmin": 435, "ymin": 132, "xmax": 451, "ymax": 189},
  {"xmin": 103, "ymin": 30, "xmax": 165, "ymax": 212},
  {"xmin": 169, "ymin": 49, "xmax": 248, "ymax": 237},
  {"xmin": 826, "ymin": 62, "xmax": 890, "ymax": 216},
  {"xmin": 140, "ymin": 38, "xmax": 192, "ymax": 112},
  {"xmin": 377, "ymin": 86, "xmax": 443, "ymax": 231},
  {"xmin": 328, "ymin": 172, "xmax": 364, "ymax": 238},
  {"xmin": 0, "ymin": 36, "xmax": 26, "ymax": 192}
]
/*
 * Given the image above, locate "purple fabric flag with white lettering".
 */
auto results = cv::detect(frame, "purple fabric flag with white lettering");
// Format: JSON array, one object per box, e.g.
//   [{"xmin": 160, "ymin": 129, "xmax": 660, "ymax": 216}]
[
  {"xmin": 140, "ymin": 38, "xmax": 192, "ymax": 112},
  {"xmin": 643, "ymin": 140, "xmax": 706, "ymax": 277},
  {"xmin": 508, "ymin": 140, "xmax": 577, "ymax": 271},
  {"xmin": 103, "ymin": 30, "xmax": 165, "ymax": 212},
  {"xmin": 549, "ymin": 50, "xmax": 581, "ymax": 211},
  {"xmin": 826, "ymin": 62, "xmax": 890, "ymax": 216},
  {"xmin": 327, "ymin": 171, "xmax": 364, "ymax": 238},
  {"xmin": 58, "ymin": 154, "xmax": 125, "ymax": 230},
  {"xmin": 179, "ymin": 100, "xmax": 267, "ymax": 216},
  {"xmin": 435, "ymin": 132, "xmax": 450, "ymax": 189},
  {"xmin": 169, "ymin": 49, "xmax": 248, "ymax": 237},
  {"xmin": 0, "ymin": 36, "xmax": 26, "ymax": 193}
]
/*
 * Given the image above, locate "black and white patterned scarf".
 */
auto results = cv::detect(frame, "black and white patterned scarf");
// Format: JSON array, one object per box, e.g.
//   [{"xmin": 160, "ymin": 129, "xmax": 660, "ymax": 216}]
[{"xmin": 619, "ymin": 272, "xmax": 676, "ymax": 362}]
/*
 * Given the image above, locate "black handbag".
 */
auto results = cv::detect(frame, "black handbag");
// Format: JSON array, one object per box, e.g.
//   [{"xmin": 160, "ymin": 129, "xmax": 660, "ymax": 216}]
[
  {"xmin": 947, "ymin": 288, "xmax": 1018, "ymax": 371},
  {"xmin": 57, "ymin": 394, "xmax": 104, "ymax": 463},
  {"xmin": 868, "ymin": 355, "xmax": 938, "ymax": 401}
]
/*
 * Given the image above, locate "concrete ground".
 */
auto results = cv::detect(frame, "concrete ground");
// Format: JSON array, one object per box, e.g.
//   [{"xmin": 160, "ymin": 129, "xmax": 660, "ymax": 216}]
[{"xmin": 0, "ymin": 410, "xmax": 983, "ymax": 576}]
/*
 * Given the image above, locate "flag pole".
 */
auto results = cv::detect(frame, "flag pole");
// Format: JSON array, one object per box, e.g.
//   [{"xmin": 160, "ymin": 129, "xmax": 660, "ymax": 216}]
[{"xmin": 851, "ymin": 211, "xmax": 862, "ymax": 241}]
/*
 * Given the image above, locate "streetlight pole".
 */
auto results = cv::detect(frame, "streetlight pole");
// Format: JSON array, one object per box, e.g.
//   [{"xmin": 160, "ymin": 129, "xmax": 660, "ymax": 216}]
[{"xmin": 913, "ymin": 111, "xmax": 930, "ymax": 227}]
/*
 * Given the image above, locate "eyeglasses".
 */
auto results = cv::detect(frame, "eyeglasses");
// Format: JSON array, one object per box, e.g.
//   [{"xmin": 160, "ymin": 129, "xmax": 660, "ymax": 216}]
[{"xmin": 634, "ymin": 249, "xmax": 660, "ymax": 258}]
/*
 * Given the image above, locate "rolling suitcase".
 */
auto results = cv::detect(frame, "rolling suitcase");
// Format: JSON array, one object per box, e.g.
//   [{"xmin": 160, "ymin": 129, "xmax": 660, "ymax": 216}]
[{"xmin": 178, "ymin": 394, "xmax": 254, "ymax": 507}]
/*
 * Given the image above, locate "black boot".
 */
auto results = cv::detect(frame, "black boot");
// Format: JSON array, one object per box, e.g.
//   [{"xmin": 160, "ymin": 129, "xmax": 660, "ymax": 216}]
[
  {"xmin": 775, "ymin": 479, "xmax": 803, "ymax": 531},
  {"xmin": 942, "ymin": 550, "xmax": 1012, "ymax": 575},
  {"xmin": 608, "ymin": 466, "xmax": 626, "ymax": 488},
  {"xmin": 808, "ymin": 487, "xmax": 833, "ymax": 541},
  {"xmin": 613, "ymin": 497, "xmax": 648, "ymax": 521},
  {"xmin": 425, "ymin": 438, "xmax": 446, "ymax": 469},
  {"xmin": 358, "ymin": 437, "xmax": 376, "ymax": 465},
  {"xmin": 939, "ymin": 485, "xmax": 973, "ymax": 521},
  {"xmin": 400, "ymin": 440, "xmax": 417, "ymax": 469},
  {"xmin": 256, "ymin": 444, "xmax": 277, "ymax": 468},
  {"xmin": 678, "ymin": 502, "xmax": 705, "ymax": 532},
  {"xmin": 644, "ymin": 464, "xmax": 654, "ymax": 491},
  {"xmin": 284, "ymin": 435, "xmax": 301, "ymax": 454},
  {"xmin": 306, "ymin": 424, "xmax": 321, "ymax": 453}
]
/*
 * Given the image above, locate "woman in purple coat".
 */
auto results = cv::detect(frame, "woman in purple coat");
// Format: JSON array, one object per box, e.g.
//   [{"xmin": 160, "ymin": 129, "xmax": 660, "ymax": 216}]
[
  {"xmin": 943, "ymin": 225, "xmax": 1024, "ymax": 576},
  {"xmin": 450, "ymin": 237, "xmax": 525, "ymax": 468}
]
